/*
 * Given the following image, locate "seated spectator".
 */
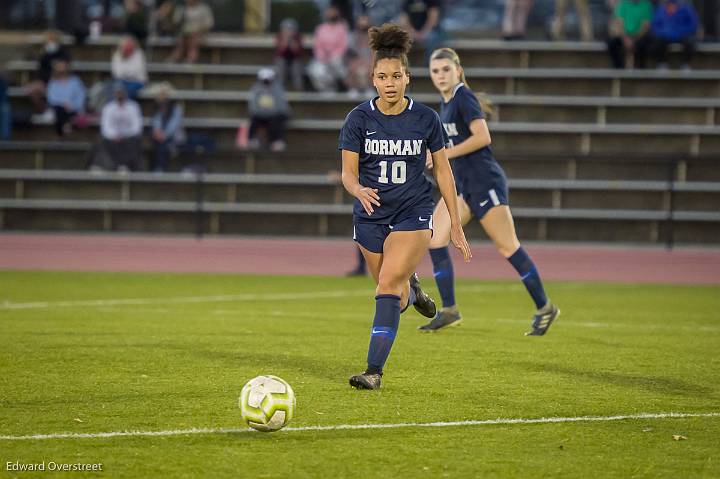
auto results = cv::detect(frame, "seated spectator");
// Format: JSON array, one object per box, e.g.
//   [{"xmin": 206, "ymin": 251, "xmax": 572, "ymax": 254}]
[
  {"xmin": 112, "ymin": 36, "xmax": 147, "ymax": 100},
  {"xmin": 332, "ymin": 0, "xmax": 356, "ymax": 28},
  {"xmin": 274, "ymin": 18, "xmax": 305, "ymax": 91},
  {"xmin": 87, "ymin": 77, "xmax": 116, "ymax": 115},
  {"xmin": 650, "ymin": 0, "xmax": 699, "ymax": 69},
  {"xmin": 167, "ymin": 0, "xmax": 215, "ymax": 63},
  {"xmin": 0, "ymin": 71, "xmax": 10, "ymax": 141},
  {"xmin": 25, "ymin": 30, "xmax": 71, "ymax": 115},
  {"xmin": 153, "ymin": 0, "xmax": 180, "ymax": 37},
  {"xmin": 55, "ymin": 0, "xmax": 87, "ymax": 45},
  {"xmin": 89, "ymin": 83, "xmax": 143, "ymax": 172},
  {"xmin": 307, "ymin": 5, "xmax": 349, "ymax": 93},
  {"xmin": 551, "ymin": 0, "xmax": 594, "ymax": 41},
  {"xmin": 248, "ymin": 68, "xmax": 290, "ymax": 152},
  {"xmin": 345, "ymin": 14, "xmax": 373, "ymax": 99},
  {"xmin": 606, "ymin": 0, "xmax": 654, "ymax": 68},
  {"xmin": 399, "ymin": 0, "xmax": 446, "ymax": 61},
  {"xmin": 46, "ymin": 59, "xmax": 86, "ymax": 137},
  {"xmin": 150, "ymin": 82, "xmax": 185, "ymax": 172},
  {"xmin": 699, "ymin": 0, "xmax": 717, "ymax": 41},
  {"xmin": 502, "ymin": 0, "xmax": 534, "ymax": 40},
  {"xmin": 124, "ymin": 0, "xmax": 149, "ymax": 46}
]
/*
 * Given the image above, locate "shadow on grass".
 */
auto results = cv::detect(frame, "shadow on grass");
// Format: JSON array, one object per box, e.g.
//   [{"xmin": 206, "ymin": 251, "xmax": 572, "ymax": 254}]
[
  {"xmin": 191, "ymin": 347, "xmax": 352, "ymax": 382},
  {"xmin": 513, "ymin": 361, "xmax": 716, "ymax": 398}
]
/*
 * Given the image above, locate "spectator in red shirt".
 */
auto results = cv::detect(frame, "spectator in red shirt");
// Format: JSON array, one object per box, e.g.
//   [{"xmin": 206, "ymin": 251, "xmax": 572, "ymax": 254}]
[{"xmin": 274, "ymin": 18, "xmax": 305, "ymax": 91}]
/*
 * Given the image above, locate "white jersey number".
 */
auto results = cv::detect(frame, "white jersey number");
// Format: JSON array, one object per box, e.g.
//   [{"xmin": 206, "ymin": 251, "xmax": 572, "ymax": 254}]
[{"xmin": 378, "ymin": 160, "xmax": 407, "ymax": 184}]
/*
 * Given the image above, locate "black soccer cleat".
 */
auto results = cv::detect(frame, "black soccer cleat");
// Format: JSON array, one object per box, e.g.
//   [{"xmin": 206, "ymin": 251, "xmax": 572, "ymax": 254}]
[
  {"xmin": 418, "ymin": 310, "xmax": 462, "ymax": 332},
  {"xmin": 349, "ymin": 372, "xmax": 382, "ymax": 390},
  {"xmin": 409, "ymin": 273, "xmax": 437, "ymax": 319},
  {"xmin": 525, "ymin": 303, "xmax": 560, "ymax": 336}
]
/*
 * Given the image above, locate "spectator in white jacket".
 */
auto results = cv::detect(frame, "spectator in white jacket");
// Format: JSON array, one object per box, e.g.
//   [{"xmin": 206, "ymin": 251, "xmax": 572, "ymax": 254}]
[
  {"xmin": 89, "ymin": 83, "xmax": 144, "ymax": 172},
  {"xmin": 112, "ymin": 36, "xmax": 147, "ymax": 100}
]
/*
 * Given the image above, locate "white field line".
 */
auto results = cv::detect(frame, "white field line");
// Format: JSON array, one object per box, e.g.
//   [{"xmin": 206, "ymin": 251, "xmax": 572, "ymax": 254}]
[
  {"xmin": 251, "ymin": 312, "xmax": 720, "ymax": 332},
  {"xmin": 494, "ymin": 318, "xmax": 720, "ymax": 333},
  {"xmin": 0, "ymin": 285, "xmax": 510, "ymax": 311},
  {"xmin": 0, "ymin": 290, "xmax": 369, "ymax": 310},
  {"xmin": 1, "ymin": 412, "xmax": 718, "ymax": 441}
]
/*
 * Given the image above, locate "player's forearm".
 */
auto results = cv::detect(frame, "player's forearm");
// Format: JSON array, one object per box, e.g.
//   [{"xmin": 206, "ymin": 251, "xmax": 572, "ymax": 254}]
[
  {"xmin": 435, "ymin": 165, "xmax": 462, "ymax": 225},
  {"xmin": 341, "ymin": 171, "xmax": 362, "ymax": 198},
  {"xmin": 447, "ymin": 134, "xmax": 490, "ymax": 159}
]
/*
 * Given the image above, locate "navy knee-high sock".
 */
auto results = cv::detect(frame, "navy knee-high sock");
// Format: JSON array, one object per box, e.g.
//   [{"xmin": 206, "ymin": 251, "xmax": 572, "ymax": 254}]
[
  {"xmin": 508, "ymin": 247, "xmax": 548, "ymax": 310},
  {"xmin": 430, "ymin": 247, "xmax": 456, "ymax": 308},
  {"xmin": 366, "ymin": 294, "xmax": 401, "ymax": 374}
]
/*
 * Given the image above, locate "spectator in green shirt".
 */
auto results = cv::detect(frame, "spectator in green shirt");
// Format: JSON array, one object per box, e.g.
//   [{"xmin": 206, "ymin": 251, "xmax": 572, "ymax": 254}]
[{"xmin": 606, "ymin": 0, "xmax": 654, "ymax": 68}]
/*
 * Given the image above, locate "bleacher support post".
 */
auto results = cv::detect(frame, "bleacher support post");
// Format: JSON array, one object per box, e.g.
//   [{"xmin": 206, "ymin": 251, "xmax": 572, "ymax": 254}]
[
  {"xmin": 665, "ymin": 158, "xmax": 676, "ymax": 251},
  {"xmin": 195, "ymin": 171, "xmax": 204, "ymax": 239}
]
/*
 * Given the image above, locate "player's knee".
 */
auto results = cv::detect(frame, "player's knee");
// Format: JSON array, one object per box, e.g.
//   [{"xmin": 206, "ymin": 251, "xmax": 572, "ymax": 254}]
[
  {"xmin": 497, "ymin": 241, "xmax": 521, "ymax": 258},
  {"xmin": 429, "ymin": 236, "xmax": 449, "ymax": 249},
  {"xmin": 376, "ymin": 275, "xmax": 405, "ymax": 297}
]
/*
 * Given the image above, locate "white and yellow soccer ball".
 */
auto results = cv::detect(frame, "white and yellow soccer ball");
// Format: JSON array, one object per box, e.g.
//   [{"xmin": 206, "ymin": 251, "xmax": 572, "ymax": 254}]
[{"xmin": 239, "ymin": 375, "xmax": 296, "ymax": 432}]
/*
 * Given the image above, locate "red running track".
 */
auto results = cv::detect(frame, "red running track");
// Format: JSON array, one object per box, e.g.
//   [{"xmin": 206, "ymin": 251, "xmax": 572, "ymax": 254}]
[{"xmin": 1, "ymin": 233, "xmax": 719, "ymax": 285}]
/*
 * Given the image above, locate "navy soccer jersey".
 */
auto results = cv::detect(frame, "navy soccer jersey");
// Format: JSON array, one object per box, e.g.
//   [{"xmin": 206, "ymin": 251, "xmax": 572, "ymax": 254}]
[
  {"xmin": 440, "ymin": 83, "xmax": 507, "ymax": 196},
  {"xmin": 339, "ymin": 97, "xmax": 447, "ymax": 224}
]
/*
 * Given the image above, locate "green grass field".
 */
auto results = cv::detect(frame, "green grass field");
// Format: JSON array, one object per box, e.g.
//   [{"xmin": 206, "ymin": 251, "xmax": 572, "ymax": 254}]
[{"xmin": 1, "ymin": 271, "xmax": 719, "ymax": 478}]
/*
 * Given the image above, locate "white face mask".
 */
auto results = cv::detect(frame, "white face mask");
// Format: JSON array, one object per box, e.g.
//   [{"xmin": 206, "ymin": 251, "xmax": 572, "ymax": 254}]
[{"xmin": 45, "ymin": 42, "xmax": 59, "ymax": 54}]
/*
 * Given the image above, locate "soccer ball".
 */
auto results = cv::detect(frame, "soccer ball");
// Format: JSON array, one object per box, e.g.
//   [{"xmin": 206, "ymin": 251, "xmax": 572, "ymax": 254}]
[{"xmin": 239, "ymin": 375, "xmax": 296, "ymax": 432}]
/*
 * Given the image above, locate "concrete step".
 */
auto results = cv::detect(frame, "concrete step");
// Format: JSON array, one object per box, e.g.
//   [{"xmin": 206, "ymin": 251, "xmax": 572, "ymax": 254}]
[
  {"xmin": 9, "ymin": 60, "xmax": 720, "ymax": 97},
  {"xmin": 12, "ymin": 33, "xmax": 720, "ymax": 69}
]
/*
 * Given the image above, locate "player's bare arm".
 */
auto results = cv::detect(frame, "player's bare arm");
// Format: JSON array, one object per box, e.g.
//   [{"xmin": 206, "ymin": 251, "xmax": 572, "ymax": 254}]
[
  {"xmin": 445, "ymin": 118, "xmax": 491, "ymax": 160},
  {"xmin": 341, "ymin": 149, "xmax": 380, "ymax": 215},
  {"xmin": 431, "ymin": 147, "xmax": 472, "ymax": 262}
]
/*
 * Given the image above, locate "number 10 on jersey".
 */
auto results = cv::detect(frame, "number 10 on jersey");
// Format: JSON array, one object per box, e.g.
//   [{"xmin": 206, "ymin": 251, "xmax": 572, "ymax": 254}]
[{"xmin": 378, "ymin": 160, "xmax": 407, "ymax": 184}]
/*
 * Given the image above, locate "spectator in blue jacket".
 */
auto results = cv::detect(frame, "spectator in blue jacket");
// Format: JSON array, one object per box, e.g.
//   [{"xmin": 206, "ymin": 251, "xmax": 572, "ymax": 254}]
[
  {"xmin": 46, "ymin": 59, "xmax": 86, "ymax": 136},
  {"xmin": 0, "ymin": 72, "xmax": 10, "ymax": 140},
  {"xmin": 650, "ymin": 0, "xmax": 699, "ymax": 69}
]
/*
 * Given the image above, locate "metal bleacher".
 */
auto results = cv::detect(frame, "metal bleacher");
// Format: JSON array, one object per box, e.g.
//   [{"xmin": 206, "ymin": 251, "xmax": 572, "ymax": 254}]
[{"xmin": 1, "ymin": 34, "xmax": 719, "ymax": 244}]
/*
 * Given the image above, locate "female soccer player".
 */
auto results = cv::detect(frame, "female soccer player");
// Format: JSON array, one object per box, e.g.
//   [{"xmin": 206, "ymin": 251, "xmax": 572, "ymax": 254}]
[
  {"xmin": 339, "ymin": 24, "xmax": 472, "ymax": 390},
  {"xmin": 420, "ymin": 47, "xmax": 559, "ymax": 335}
]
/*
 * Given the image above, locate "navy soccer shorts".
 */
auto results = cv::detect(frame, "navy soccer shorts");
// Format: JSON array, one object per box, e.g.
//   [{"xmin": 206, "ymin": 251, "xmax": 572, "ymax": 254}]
[
  {"xmin": 463, "ymin": 183, "xmax": 510, "ymax": 220},
  {"xmin": 353, "ymin": 204, "xmax": 434, "ymax": 253}
]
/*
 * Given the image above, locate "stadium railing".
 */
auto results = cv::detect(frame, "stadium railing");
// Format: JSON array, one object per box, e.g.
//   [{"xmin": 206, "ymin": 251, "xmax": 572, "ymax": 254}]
[
  {"xmin": 9, "ymin": 87, "xmax": 720, "ymax": 126},
  {"xmin": 17, "ymin": 33, "xmax": 720, "ymax": 69},
  {"xmin": 8, "ymin": 61, "xmax": 720, "ymax": 97},
  {"xmin": 7, "ymin": 114, "xmax": 720, "ymax": 156}
]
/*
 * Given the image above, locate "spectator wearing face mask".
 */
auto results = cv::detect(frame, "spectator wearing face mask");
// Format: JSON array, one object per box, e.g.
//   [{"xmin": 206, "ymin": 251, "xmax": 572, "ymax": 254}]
[
  {"xmin": 25, "ymin": 30, "xmax": 72, "ymax": 116},
  {"xmin": 112, "ymin": 35, "xmax": 148, "ymax": 100},
  {"xmin": 247, "ymin": 68, "xmax": 291, "ymax": 152}
]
